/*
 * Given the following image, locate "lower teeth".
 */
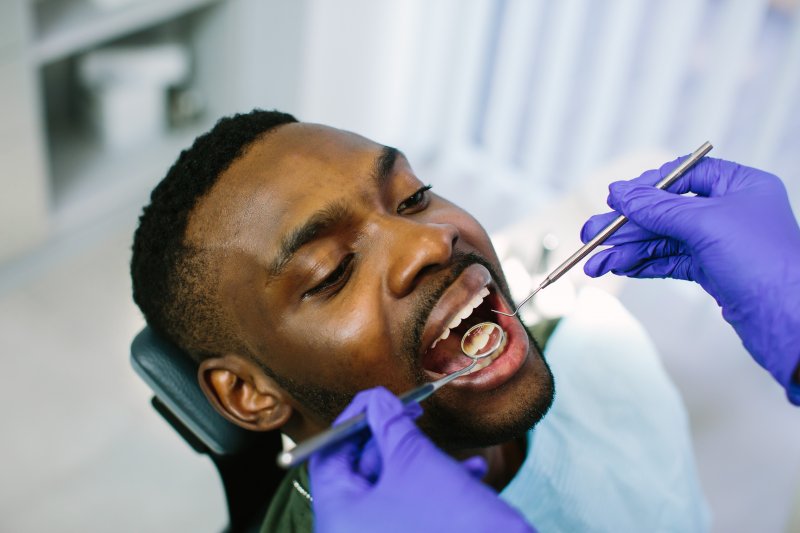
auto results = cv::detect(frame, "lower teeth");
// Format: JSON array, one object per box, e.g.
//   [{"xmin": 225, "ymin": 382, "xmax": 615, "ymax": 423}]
[{"xmin": 465, "ymin": 333, "xmax": 507, "ymax": 375}]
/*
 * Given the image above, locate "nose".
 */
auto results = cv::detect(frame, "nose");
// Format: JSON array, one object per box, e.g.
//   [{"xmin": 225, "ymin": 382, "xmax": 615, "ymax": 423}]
[{"xmin": 385, "ymin": 218, "xmax": 459, "ymax": 297}]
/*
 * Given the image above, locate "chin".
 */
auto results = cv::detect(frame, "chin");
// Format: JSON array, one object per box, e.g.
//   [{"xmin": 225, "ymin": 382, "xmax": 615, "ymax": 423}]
[{"xmin": 418, "ymin": 346, "xmax": 555, "ymax": 452}]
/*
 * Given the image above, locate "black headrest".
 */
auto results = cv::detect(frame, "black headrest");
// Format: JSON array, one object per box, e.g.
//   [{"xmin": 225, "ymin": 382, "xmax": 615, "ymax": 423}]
[{"xmin": 130, "ymin": 326, "xmax": 266, "ymax": 456}]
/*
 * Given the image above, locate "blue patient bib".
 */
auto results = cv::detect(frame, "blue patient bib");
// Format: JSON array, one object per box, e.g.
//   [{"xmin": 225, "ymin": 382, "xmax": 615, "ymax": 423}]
[{"xmin": 501, "ymin": 288, "xmax": 710, "ymax": 532}]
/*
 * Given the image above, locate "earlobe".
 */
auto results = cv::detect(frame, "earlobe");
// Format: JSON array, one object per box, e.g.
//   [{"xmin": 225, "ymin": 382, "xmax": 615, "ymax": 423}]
[{"xmin": 198, "ymin": 356, "xmax": 292, "ymax": 432}]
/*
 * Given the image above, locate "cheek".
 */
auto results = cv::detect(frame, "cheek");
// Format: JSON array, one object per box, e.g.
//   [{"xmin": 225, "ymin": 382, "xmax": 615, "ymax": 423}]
[
  {"xmin": 269, "ymin": 299, "xmax": 401, "ymax": 388},
  {"xmin": 463, "ymin": 219, "xmax": 499, "ymax": 261}
]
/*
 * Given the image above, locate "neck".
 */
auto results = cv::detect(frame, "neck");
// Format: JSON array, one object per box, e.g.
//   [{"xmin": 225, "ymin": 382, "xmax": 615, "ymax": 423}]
[{"xmin": 452, "ymin": 435, "xmax": 528, "ymax": 491}]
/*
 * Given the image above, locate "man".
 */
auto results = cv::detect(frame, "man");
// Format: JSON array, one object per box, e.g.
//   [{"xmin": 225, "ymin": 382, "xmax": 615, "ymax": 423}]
[{"xmin": 131, "ymin": 110, "xmax": 707, "ymax": 531}]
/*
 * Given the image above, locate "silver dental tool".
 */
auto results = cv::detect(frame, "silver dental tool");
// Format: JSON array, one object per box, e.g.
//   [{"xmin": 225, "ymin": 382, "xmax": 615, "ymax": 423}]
[
  {"xmin": 276, "ymin": 322, "xmax": 504, "ymax": 469},
  {"xmin": 493, "ymin": 141, "xmax": 713, "ymax": 317}
]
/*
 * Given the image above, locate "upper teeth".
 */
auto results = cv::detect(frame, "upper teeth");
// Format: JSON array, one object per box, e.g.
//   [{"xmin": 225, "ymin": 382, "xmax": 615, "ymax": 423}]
[{"xmin": 431, "ymin": 287, "xmax": 490, "ymax": 349}]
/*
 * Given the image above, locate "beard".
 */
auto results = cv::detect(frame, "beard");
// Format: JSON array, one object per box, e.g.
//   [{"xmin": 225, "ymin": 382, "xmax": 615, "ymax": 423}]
[{"xmin": 261, "ymin": 249, "xmax": 555, "ymax": 449}]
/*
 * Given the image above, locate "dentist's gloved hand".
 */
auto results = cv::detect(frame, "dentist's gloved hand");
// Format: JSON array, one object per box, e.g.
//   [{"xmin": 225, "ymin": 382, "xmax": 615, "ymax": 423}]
[
  {"xmin": 309, "ymin": 387, "xmax": 535, "ymax": 533},
  {"xmin": 581, "ymin": 157, "xmax": 800, "ymax": 404}
]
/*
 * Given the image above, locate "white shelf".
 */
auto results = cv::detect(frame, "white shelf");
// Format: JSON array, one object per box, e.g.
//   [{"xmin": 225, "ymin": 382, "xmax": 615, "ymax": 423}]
[
  {"xmin": 49, "ymin": 118, "xmax": 214, "ymax": 234},
  {"xmin": 31, "ymin": 0, "xmax": 221, "ymax": 66}
]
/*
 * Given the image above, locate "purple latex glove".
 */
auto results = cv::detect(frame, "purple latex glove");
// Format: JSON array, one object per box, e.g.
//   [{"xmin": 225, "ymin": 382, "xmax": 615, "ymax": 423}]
[
  {"xmin": 309, "ymin": 387, "xmax": 535, "ymax": 533},
  {"xmin": 581, "ymin": 156, "xmax": 800, "ymax": 404}
]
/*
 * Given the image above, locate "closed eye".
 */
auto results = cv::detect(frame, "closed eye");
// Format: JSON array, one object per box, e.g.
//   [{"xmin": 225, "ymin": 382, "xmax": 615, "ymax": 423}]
[
  {"xmin": 397, "ymin": 185, "xmax": 432, "ymax": 214},
  {"xmin": 304, "ymin": 253, "xmax": 355, "ymax": 298}
]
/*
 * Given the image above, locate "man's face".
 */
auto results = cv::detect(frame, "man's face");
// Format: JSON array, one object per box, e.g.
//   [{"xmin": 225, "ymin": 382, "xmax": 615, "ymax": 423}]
[{"xmin": 188, "ymin": 123, "xmax": 553, "ymax": 450}]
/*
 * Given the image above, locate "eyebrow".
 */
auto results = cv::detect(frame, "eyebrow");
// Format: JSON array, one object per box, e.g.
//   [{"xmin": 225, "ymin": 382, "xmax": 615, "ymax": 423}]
[
  {"xmin": 269, "ymin": 201, "xmax": 352, "ymax": 277},
  {"xmin": 373, "ymin": 146, "xmax": 399, "ymax": 187},
  {"xmin": 268, "ymin": 146, "xmax": 399, "ymax": 278}
]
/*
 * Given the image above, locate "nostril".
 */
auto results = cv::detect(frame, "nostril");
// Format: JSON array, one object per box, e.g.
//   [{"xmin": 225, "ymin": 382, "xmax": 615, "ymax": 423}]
[{"xmin": 414, "ymin": 263, "xmax": 442, "ymax": 285}]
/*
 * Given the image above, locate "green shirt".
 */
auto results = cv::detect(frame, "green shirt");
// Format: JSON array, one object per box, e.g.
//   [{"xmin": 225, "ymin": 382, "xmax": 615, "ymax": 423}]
[
  {"xmin": 260, "ymin": 318, "xmax": 560, "ymax": 533},
  {"xmin": 260, "ymin": 463, "xmax": 313, "ymax": 533}
]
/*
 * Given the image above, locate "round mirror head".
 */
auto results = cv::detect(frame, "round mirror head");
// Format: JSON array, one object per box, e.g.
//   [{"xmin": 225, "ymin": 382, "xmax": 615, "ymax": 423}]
[{"xmin": 460, "ymin": 322, "xmax": 504, "ymax": 360}]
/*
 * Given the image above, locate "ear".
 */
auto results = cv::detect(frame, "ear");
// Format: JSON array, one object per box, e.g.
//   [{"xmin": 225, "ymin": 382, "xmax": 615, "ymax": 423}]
[{"xmin": 198, "ymin": 355, "xmax": 293, "ymax": 432}]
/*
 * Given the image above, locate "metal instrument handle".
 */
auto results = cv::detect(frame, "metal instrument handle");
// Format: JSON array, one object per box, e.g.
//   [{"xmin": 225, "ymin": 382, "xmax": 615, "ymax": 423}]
[{"xmin": 276, "ymin": 360, "xmax": 477, "ymax": 469}]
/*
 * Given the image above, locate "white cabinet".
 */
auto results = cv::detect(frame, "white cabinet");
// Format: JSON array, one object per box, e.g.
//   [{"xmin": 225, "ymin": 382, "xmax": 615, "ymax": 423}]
[
  {"xmin": 0, "ymin": 0, "xmax": 305, "ymax": 263},
  {"xmin": 0, "ymin": 3, "xmax": 49, "ymax": 263},
  {"xmin": 0, "ymin": 57, "xmax": 50, "ymax": 262}
]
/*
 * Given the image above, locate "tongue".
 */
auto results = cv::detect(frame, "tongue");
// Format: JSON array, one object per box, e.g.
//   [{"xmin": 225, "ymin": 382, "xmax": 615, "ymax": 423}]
[{"xmin": 421, "ymin": 335, "xmax": 474, "ymax": 374}]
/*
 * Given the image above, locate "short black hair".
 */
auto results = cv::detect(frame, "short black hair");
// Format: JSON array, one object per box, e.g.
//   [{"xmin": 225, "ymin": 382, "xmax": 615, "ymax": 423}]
[{"xmin": 131, "ymin": 109, "xmax": 298, "ymax": 361}]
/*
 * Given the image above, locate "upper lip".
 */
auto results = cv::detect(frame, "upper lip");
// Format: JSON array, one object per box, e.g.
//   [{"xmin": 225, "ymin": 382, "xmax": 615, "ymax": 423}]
[{"xmin": 419, "ymin": 263, "xmax": 494, "ymax": 359}]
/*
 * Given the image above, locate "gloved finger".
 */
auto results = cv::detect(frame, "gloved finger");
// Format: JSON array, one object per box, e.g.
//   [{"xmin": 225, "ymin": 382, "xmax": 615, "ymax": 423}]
[
  {"xmin": 610, "ymin": 255, "xmax": 695, "ymax": 281},
  {"xmin": 583, "ymin": 247, "xmax": 616, "ymax": 277},
  {"xmin": 309, "ymin": 387, "xmax": 386, "ymax": 491},
  {"xmin": 354, "ymin": 392, "xmax": 439, "ymax": 481},
  {"xmin": 621, "ymin": 156, "xmax": 684, "ymax": 190},
  {"xmin": 332, "ymin": 388, "xmax": 380, "ymax": 425},
  {"xmin": 584, "ymin": 238, "xmax": 690, "ymax": 279},
  {"xmin": 664, "ymin": 156, "xmax": 721, "ymax": 197},
  {"xmin": 363, "ymin": 388, "xmax": 442, "ymax": 473},
  {"xmin": 625, "ymin": 156, "xmax": 730, "ymax": 198},
  {"xmin": 332, "ymin": 386, "xmax": 421, "ymax": 428},
  {"xmin": 584, "ymin": 237, "xmax": 686, "ymax": 276},
  {"xmin": 309, "ymin": 428, "xmax": 372, "ymax": 499},
  {"xmin": 318, "ymin": 394, "xmax": 421, "ymax": 485},
  {"xmin": 310, "ymin": 388, "xmax": 407, "ymax": 497},
  {"xmin": 607, "ymin": 181, "xmax": 708, "ymax": 242},
  {"xmin": 403, "ymin": 400, "xmax": 424, "ymax": 420},
  {"xmin": 581, "ymin": 211, "xmax": 659, "ymax": 245},
  {"xmin": 581, "ymin": 211, "xmax": 618, "ymax": 242},
  {"xmin": 460, "ymin": 455, "xmax": 488, "ymax": 480},
  {"xmin": 355, "ymin": 437, "xmax": 382, "ymax": 483},
  {"xmin": 586, "ymin": 249, "xmax": 690, "ymax": 280}
]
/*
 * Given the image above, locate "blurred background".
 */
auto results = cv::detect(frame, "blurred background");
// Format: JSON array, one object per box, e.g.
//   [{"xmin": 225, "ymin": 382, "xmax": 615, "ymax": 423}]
[{"xmin": 2, "ymin": 0, "xmax": 799, "ymax": 531}]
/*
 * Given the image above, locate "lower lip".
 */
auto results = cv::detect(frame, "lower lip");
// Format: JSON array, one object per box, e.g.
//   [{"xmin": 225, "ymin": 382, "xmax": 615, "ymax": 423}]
[{"xmin": 425, "ymin": 294, "xmax": 529, "ymax": 392}]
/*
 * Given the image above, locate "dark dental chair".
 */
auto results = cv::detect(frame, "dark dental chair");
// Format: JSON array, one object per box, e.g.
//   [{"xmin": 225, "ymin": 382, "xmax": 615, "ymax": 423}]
[{"xmin": 131, "ymin": 326, "xmax": 286, "ymax": 533}]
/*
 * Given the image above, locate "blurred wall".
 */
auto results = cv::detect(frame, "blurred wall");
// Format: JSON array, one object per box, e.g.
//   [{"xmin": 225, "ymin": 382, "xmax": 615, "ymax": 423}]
[{"xmin": 295, "ymin": 0, "xmax": 800, "ymax": 232}]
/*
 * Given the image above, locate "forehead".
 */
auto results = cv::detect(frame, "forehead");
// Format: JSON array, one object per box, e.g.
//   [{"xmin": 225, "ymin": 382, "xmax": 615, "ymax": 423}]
[{"xmin": 186, "ymin": 123, "xmax": 383, "ymax": 253}]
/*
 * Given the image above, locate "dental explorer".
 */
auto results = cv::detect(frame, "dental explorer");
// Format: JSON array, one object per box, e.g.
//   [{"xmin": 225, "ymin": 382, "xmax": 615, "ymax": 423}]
[{"xmin": 493, "ymin": 141, "xmax": 713, "ymax": 317}]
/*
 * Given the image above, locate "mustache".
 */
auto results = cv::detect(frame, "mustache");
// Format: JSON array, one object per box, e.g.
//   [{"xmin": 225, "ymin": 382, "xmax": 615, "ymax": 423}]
[{"xmin": 401, "ymin": 250, "xmax": 510, "ymax": 373}]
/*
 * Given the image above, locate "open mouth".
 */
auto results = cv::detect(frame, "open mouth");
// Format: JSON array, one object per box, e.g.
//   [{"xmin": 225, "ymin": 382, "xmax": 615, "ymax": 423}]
[{"xmin": 421, "ymin": 286, "xmax": 508, "ymax": 377}]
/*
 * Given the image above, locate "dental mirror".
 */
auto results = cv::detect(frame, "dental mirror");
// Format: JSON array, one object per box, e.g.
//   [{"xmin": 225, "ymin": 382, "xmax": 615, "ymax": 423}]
[
  {"xmin": 418, "ymin": 321, "xmax": 504, "ymax": 391},
  {"xmin": 461, "ymin": 321, "xmax": 504, "ymax": 359},
  {"xmin": 276, "ymin": 322, "xmax": 505, "ymax": 469}
]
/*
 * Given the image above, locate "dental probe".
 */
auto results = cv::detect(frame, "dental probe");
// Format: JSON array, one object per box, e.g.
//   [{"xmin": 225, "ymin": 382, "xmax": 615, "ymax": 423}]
[
  {"xmin": 276, "ymin": 323, "xmax": 503, "ymax": 469},
  {"xmin": 494, "ymin": 141, "xmax": 713, "ymax": 317}
]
